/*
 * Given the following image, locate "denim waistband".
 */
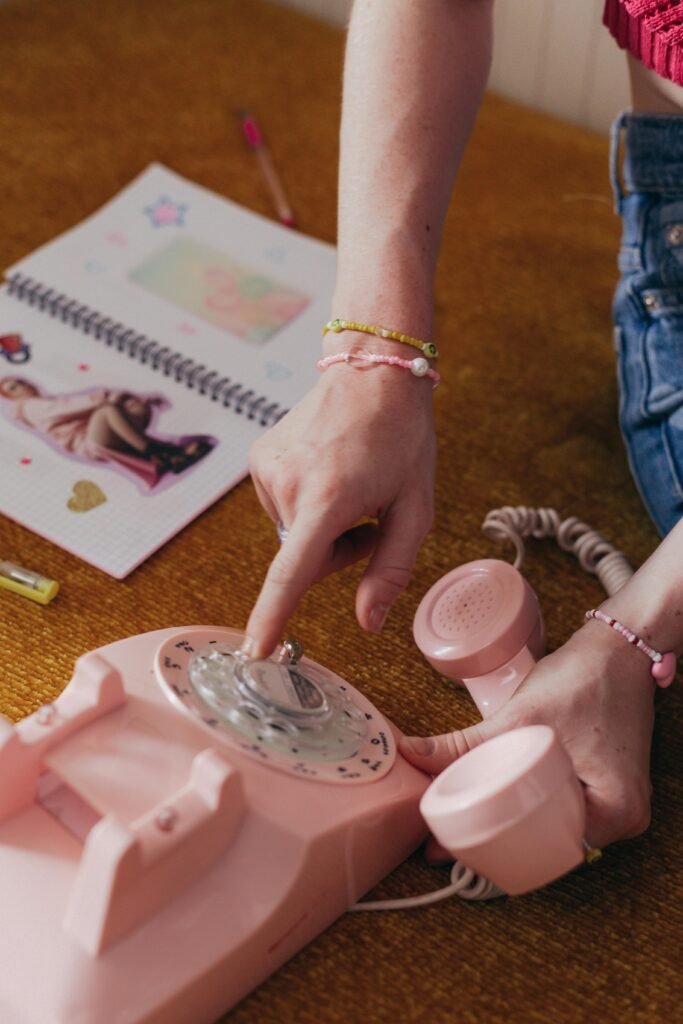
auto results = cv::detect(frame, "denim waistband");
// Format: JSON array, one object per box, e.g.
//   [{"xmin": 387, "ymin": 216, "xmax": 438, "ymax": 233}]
[{"xmin": 610, "ymin": 111, "xmax": 683, "ymax": 208}]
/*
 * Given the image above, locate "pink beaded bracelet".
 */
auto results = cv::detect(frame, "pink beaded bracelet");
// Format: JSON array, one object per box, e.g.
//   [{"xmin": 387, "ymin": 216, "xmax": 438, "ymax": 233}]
[
  {"xmin": 585, "ymin": 609, "xmax": 677, "ymax": 687},
  {"xmin": 316, "ymin": 350, "xmax": 441, "ymax": 389}
]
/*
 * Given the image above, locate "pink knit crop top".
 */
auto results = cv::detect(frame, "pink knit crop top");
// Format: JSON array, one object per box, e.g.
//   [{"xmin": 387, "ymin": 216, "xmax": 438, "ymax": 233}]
[{"xmin": 604, "ymin": 0, "xmax": 683, "ymax": 84}]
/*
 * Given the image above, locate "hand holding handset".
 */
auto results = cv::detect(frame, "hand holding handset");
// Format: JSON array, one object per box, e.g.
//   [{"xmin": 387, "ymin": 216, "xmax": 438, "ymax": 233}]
[
  {"xmin": 414, "ymin": 557, "xmax": 586, "ymax": 895},
  {"xmin": 413, "ymin": 507, "xmax": 659, "ymax": 896}
]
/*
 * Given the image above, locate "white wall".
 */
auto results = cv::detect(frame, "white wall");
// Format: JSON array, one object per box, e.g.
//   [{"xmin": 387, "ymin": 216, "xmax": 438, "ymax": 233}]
[
  {"xmin": 270, "ymin": 0, "xmax": 630, "ymax": 135},
  {"xmin": 488, "ymin": 0, "xmax": 629, "ymax": 134}
]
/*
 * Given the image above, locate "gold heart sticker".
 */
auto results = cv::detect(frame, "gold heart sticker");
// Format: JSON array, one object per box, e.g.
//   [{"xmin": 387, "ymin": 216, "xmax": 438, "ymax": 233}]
[{"xmin": 67, "ymin": 480, "xmax": 107, "ymax": 513}]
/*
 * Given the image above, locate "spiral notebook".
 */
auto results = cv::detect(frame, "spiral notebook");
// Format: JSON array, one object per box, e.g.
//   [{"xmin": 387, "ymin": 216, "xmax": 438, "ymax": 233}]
[{"xmin": 0, "ymin": 164, "xmax": 336, "ymax": 577}]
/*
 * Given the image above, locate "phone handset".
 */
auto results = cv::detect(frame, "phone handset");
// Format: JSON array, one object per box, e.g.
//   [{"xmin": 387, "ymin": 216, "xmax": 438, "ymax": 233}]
[
  {"xmin": 414, "ymin": 558, "xmax": 544, "ymax": 718},
  {"xmin": 418, "ymin": 507, "xmax": 641, "ymax": 896},
  {"xmin": 354, "ymin": 507, "xmax": 638, "ymax": 909},
  {"xmin": 415, "ymin": 505, "xmax": 636, "ymax": 709}
]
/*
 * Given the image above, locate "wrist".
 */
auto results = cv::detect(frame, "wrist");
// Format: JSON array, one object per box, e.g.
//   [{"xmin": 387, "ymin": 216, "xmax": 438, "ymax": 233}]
[
  {"xmin": 329, "ymin": 284, "xmax": 434, "ymax": 351},
  {"xmin": 569, "ymin": 617, "xmax": 656, "ymax": 691},
  {"xmin": 322, "ymin": 303, "xmax": 438, "ymax": 364},
  {"xmin": 593, "ymin": 519, "xmax": 683, "ymax": 657},
  {"xmin": 321, "ymin": 327, "xmax": 436, "ymax": 362},
  {"xmin": 314, "ymin": 345, "xmax": 437, "ymax": 414},
  {"xmin": 597, "ymin": 583, "xmax": 683, "ymax": 660}
]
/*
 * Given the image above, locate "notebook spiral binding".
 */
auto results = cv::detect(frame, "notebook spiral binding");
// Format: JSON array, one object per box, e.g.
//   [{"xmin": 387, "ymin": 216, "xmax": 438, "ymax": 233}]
[{"xmin": 6, "ymin": 272, "xmax": 288, "ymax": 428}]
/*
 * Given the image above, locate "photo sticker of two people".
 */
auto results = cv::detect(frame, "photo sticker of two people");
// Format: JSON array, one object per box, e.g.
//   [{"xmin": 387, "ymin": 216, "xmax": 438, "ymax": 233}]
[{"xmin": 0, "ymin": 377, "xmax": 217, "ymax": 491}]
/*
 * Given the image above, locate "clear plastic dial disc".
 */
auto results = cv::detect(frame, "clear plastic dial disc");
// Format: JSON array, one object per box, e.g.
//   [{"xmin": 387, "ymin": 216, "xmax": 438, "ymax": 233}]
[{"xmin": 154, "ymin": 628, "xmax": 396, "ymax": 785}]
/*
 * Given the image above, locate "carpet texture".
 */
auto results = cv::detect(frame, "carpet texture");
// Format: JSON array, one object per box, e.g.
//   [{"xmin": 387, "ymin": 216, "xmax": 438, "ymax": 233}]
[{"xmin": 0, "ymin": 1, "xmax": 681, "ymax": 1022}]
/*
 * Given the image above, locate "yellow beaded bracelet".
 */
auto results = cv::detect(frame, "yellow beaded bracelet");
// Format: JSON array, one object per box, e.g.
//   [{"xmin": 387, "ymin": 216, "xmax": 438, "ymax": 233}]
[{"xmin": 323, "ymin": 318, "xmax": 439, "ymax": 360}]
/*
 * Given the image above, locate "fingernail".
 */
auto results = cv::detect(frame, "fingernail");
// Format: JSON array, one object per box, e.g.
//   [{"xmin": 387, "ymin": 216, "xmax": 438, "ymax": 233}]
[
  {"xmin": 240, "ymin": 635, "xmax": 255, "ymax": 658},
  {"xmin": 368, "ymin": 604, "xmax": 389, "ymax": 634},
  {"xmin": 400, "ymin": 736, "xmax": 434, "ymax": 757}
]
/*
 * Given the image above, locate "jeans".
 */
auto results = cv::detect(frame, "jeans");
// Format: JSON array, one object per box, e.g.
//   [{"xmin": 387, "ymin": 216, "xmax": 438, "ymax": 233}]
[{"xmin": 610, "ymin": 111, "xmax": 683, "ymax": 536}]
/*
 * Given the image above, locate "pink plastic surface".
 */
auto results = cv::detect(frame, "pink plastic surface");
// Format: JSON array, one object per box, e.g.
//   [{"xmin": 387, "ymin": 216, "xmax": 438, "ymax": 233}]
[
  {"xmin": 0, "ymin": 626, "xmax": 430, "ymax": 1024},
  {"xmin": 414, "ymin": 558, "xmax": 545, "ymax": 716},
  {"xmin": 420, "ymin": 725, "xmax": 585, "ymax": 894},
  {"xmin": 462, "ymin": 615, "xmax": 545, "ymax": 718},
  {"xmin": 413, "ymin": 559, "xmax": 544, "ymax": 679}
]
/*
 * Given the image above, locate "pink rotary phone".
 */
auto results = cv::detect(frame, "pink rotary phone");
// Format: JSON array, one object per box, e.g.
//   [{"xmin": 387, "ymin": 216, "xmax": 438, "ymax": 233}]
[
  {"xmin": 0, "ymin": 627, "xmax": 429, "ymax": 1023},
  {"xmin": 0, "ymin": 508, "xmax": 645, "ymax": 1021}
]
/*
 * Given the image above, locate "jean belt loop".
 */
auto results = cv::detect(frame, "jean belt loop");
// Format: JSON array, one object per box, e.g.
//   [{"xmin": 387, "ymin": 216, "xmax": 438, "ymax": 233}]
[{"xmin": 609, "ymin": 111, "xmax": 629, "ymax": 215}]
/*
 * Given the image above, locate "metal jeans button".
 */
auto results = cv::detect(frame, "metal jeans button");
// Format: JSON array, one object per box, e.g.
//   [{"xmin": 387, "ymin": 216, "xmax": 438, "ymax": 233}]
[{"xmin": 666, "ymin": 223, "xmax": 683, "ymax": 246}]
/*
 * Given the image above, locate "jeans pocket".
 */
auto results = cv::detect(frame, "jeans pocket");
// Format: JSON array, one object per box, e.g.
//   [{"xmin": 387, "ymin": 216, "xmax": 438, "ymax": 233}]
[{"xmin": 637, "ymin": 287, "xmax": 683, "ymax": 416}]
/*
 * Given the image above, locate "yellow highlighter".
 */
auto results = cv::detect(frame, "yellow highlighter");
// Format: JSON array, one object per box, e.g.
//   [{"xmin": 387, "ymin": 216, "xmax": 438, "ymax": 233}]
[{"xmin": 0, "ymin": 560, "xmax": 59, "ymax": 605}]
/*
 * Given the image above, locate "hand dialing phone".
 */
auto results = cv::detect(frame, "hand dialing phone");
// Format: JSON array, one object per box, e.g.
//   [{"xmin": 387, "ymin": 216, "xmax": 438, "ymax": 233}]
[{"xmin": 0, "ymin": 627, "xmax": 429, "ymax": 1024}]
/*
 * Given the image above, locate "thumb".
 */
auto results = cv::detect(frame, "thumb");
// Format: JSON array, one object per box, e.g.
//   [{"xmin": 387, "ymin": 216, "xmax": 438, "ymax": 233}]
[{"xmin": 399, "ymin": 719, "xmax": 494, "ymax": 775}]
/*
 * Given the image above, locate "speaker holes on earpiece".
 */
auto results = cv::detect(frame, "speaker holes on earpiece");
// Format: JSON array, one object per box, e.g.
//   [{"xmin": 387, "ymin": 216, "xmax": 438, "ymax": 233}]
[{"xmin": 431, "ymin": 576, "xmax": 502, "ymax": 640}]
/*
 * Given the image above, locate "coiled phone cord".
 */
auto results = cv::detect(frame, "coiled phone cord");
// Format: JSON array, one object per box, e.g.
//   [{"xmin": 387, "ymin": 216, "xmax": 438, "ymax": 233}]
[
  {"xmin": 351, "ymin": 506, "xmax": 635, "ymax": 911},
  {"xmin": 481, "ymin": 505, "xmax": 634, "ymax": 596},
  {"xmin": 349, "ymin": 859, "xmax": 503, "ymax": 911}
]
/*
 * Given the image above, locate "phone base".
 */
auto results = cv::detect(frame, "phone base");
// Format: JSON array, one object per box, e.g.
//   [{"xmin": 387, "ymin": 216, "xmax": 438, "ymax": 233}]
[{"xmin": 0, "ymin": 627, "xmax": 430, "ymax": 1024}]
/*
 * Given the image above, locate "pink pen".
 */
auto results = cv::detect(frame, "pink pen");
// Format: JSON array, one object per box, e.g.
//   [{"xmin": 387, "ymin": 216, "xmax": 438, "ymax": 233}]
[{"xmin": 238, "ymin": 109, "xmax": 296, "ymax": 228}]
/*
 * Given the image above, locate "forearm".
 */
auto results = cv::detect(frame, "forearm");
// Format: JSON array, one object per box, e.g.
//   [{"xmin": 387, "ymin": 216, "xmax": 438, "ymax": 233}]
[
  {"xmin": 333, "ymin": 0, "xmax": 494, "ymax": 338},
  {"xmin": 598, "ymin": 517, "xmax": 683, "ymax": 657}
]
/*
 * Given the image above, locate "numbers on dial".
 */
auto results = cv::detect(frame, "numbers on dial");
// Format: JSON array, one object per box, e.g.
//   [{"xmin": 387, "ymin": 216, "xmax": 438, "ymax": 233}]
[{"xmin": 154, "ymin": 628, "xmax": 396, "ymax": 785}]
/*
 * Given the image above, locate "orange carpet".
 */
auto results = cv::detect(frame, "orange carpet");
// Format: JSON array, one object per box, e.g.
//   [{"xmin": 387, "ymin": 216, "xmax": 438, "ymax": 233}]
[{"xmin": 0, "ymin": 1, "xmax": 680, "ymax": 1021}]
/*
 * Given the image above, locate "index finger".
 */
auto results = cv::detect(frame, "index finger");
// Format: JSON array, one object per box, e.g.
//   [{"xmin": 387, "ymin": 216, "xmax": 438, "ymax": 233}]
[{"xmin": 244, "ymin": 512, "xmax": 337, "ymax": 658}]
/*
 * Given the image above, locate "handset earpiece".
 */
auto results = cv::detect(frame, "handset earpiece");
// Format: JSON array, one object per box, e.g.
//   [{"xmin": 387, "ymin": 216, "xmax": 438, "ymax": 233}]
[{"xmin": 413, "ymin": 558, "xmax": 545, "ymax": 718}]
